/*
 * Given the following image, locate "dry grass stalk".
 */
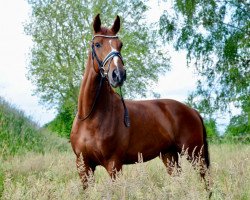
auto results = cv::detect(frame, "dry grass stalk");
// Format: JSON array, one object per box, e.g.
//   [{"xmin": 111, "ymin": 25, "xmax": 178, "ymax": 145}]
[{"xmin": 0, "ymin": 144, "xmax": 249, "ymax": 200}]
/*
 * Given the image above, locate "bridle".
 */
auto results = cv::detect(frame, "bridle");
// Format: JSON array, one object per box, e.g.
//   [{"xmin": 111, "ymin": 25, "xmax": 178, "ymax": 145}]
[
  {"xmin": 91, "ymin": 34, "xmax": 124, "ymax": 78},
  {"xmin": 77, "ymin": 34, "xmax": 130, "ymax": 127}
]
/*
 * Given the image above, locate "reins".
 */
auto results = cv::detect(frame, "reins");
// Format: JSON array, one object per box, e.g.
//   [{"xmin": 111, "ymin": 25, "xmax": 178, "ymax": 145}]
[
  {"xmin": 77, "ymin": 75, "xmax": 104, "ymax": 122},
  {"xmin": 119, "ymin": 87, "xmax": 130, "ymax": 127},
  {"xmin": 77, "ymin": 35, "xmax": 130, "ymax": 127}
]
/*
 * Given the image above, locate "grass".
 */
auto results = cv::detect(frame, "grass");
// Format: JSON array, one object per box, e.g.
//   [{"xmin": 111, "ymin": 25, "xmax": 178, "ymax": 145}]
[{"xmin": 0, "ymin": 144, "xmax": 249, "ymax": 200}]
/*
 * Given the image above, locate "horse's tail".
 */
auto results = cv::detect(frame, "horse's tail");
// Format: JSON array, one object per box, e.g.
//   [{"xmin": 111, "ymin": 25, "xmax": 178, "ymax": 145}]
[
  {"xmin": 201, "ymin": 117, "xmax": 210, "ymax": 168},
  {"xmin": 196, "ymin": 112, "xmax": 210, "ymax": 168}
]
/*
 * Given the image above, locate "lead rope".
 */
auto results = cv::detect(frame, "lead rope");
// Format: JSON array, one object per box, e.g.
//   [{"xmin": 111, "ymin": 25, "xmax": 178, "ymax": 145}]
[{"xmin": 119, "ymin": 87, "xmax": 130, "ymax": 127}]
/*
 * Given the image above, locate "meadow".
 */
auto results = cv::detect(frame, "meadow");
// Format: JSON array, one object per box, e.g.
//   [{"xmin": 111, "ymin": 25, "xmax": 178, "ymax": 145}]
[
  {"xmin": 0, "ymin": 98, "xmax": 249, "ymax": 199},
  {"xmin": 1, "ymin": 143, "xmax": 249, "ymax": 199}
]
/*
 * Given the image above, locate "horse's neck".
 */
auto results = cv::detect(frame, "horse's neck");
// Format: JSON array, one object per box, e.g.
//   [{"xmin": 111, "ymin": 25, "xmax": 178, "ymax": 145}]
[{"xmin": 78, "ymin": 55, "xmax": 115, "ymax": 120}]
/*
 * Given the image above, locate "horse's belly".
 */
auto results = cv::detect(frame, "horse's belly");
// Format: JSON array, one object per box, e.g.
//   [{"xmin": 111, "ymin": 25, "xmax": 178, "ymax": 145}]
[
  {"xmin": 123, "ymin": 152, "xmax": 160, "ymax": 164},
  {"xmin": 124, "ymin": 134, "xmax": 173, "ymax": 164}
]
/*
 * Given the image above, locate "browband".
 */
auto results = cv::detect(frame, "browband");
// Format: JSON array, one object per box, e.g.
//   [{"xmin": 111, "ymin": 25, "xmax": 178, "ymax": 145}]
[{"xmin": 92, "ymin": 35, "xmax": 119, "ymax": 40}]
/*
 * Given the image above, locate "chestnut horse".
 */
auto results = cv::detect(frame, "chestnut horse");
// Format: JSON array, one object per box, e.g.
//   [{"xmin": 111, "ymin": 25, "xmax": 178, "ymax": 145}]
[{"xmin": 70, "ymin": 14, "xmax": 210, "ymax": 188}]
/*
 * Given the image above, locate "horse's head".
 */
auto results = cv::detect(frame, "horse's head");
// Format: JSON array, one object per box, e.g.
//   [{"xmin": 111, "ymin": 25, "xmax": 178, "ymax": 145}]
[{"xmin": 91, "ymin": 14, "xmax": 126, "ymax": 88}]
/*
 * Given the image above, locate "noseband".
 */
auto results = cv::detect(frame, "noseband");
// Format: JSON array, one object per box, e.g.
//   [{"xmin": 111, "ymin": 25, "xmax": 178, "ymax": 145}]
[
  {"xmin": 77, "ymin": 35, "xmax": 130, "ymax": 127},
  {"xmin": 91, "ymin": 35, "xmax": 124, "ymax": 78}
]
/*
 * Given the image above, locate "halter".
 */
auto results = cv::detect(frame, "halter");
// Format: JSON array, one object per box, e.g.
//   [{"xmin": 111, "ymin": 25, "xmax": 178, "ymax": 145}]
[{"xmin": 77, "ymin": 34, "xmax": 130, "ymax": 127}]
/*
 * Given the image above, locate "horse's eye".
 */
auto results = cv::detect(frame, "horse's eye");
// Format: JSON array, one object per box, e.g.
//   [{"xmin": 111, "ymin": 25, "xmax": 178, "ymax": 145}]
[{"xmin": 95, "ymin": 43, "xmax": 101, "ymax": 48}]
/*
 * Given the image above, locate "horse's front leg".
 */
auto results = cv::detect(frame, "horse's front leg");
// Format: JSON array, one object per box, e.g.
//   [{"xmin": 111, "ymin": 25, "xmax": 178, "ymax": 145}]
[
  {"xmin": 105, "ymin": 159, "xmax": 123, "ymax": 180},
  {"xmin": 76, "ymin": 154, "xmax": 95, "ymax": 189}
]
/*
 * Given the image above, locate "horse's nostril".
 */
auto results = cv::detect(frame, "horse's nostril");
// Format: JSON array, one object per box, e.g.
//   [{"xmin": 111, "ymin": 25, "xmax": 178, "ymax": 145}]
[
  {"xmin": 112, "ymin": 69, "xmax": 118, "ymax": 81},
  {"xmin": 124, "ymin": 70, "xmax": 126, "ymax": 81}
]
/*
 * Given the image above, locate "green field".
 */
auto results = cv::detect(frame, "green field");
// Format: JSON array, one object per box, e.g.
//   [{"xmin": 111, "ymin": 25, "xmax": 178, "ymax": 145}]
[{"xmin": 0, "ymin": 98, "xmax": 249, "ymax": 199}]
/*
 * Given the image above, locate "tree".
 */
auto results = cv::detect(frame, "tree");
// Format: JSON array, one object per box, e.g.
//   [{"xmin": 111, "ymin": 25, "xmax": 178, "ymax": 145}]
[
  {"xmin": 224, "ymin": 113, "xmax": 250, "ymax": 143},
  {"xmin": 204, "ymin": 118, "xmax": 219, "ymax": 140},
  {"xmin": 25, "ymin": 0, "xmax": 169, "ymax": 136},
  {"xmin": 160, "ymin": 0, "xmax": 250, "ymax": 134}
]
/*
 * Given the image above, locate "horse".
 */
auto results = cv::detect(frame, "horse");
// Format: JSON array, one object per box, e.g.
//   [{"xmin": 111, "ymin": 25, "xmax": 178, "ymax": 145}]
[{"xmin": 70, "ymin": 14, "xmax": 210, "ymax": 189}]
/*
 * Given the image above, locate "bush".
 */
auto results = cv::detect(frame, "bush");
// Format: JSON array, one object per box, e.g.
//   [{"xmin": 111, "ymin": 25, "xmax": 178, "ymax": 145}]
[
  {"xmin": 0, "ymin": 97, "xmax": 68, "ymax": 158},
  {"xmin": 45, "ymin": 100, "xmax": 75, "ymax": 138}
]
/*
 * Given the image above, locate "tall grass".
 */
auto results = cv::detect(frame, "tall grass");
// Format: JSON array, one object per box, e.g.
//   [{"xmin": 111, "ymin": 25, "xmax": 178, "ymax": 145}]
[
  {"xmin": 0, "ymin": 97, "xmax": 69, "ymax": 199},
  {"xmin": 1, "ymin": 144, "xmax": 249, "ymax": 199}
]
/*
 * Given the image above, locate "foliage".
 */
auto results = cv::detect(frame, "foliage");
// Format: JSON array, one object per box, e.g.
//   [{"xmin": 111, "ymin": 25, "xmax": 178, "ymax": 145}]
[
  {"xmin": 25, "ymin": 0, "xmax": 170, "ymax": 136},
  {"xmin": 0, "ymin": 97, "xmax": 68, "ymax": 157},
  {"xmin": 224, "ymin": 113, "xmax": 250, "ymax": 143},
  {"xmin": 204, "ymin": 118, "xmax": 219, "ymax": 140},
  {"xmin": 160, "ymin": 0, "xmax": 250, "ymax": 133},
  {"xmin": 45, "ymin": 102, "xmax": 75, "ymax": 138},
  {"xmin": 226, "ymin": 114, "xmax": 250, "ymax": 136},
  {"xmin": 24, "ymin": 1, "xmax": 169, "ymax": 105}
]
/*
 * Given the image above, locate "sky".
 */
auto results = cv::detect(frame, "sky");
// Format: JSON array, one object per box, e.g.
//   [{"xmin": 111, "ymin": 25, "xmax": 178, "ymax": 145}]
[
  {"xmin": 0, "ymin": 0, "xmax": 56, "ymax": 125},
  {"xmin": 0, "ymin": 1, "xmax": 212, "ymax": 127}
]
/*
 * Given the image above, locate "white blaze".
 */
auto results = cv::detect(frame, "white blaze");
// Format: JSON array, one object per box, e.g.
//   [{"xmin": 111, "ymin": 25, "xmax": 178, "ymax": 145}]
[{"xmin": 109, "ymin": 40, "xmax": 119, "ymax": 67}]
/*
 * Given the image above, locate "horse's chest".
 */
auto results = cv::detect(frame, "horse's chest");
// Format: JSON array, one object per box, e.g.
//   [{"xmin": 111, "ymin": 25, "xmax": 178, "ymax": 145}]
[{"xmin": 80, "ymin": 129, "xmax": 119, "ymax": 160}]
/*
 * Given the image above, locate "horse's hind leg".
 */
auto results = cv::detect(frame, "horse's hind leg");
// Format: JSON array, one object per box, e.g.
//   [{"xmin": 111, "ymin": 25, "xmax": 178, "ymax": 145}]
[
  {"xmin": 161, "ymin": 151, "xmax": 180, "ymax": 176},
  {"xmin": 76, "ymin": 154, "xmax": 95, "ymax": 189}
]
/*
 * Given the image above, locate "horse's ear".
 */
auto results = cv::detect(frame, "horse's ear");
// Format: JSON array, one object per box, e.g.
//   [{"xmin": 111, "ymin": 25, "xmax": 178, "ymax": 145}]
[
  {"xmin": 93, "ymin": 14, "xmax": 101, "ymax": 33},
  {"xmin": 111, "ymin": 15, "xmax": 120, "ymax": 34}
]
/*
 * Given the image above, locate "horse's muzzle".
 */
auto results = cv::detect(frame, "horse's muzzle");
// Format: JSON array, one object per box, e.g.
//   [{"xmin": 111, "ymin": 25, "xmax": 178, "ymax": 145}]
[{"xmin": 111, "ymin": 68, "xmax": 126, "ymax": 87}]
